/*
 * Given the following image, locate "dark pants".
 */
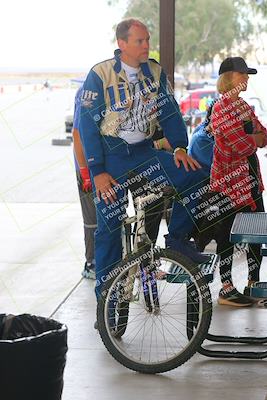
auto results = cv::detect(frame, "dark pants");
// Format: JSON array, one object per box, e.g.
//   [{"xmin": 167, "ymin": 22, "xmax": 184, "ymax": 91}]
[
  {"xmin": 194, "ymin": 191, "xmax": 265, "ymax": 285},
  {"xmin": 93, "ymin": 141, "xmax": 207, "ymax": 296},
  {"xmin": 77, "ymin": 174, "xmax": 97, "ymax": 264},
  {"xmin": 217, "ymin": 195, "xmax": 264, "ymax": 285},
  {"xmin": 77, "ymin": 171, "xmax": 165, "ymax": 264}
]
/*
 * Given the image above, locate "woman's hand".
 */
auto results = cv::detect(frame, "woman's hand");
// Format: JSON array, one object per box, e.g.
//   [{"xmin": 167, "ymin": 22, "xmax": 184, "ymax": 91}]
[{"xmin": 252, "ymin": 132, "xmax": 266, "ymax": 148}]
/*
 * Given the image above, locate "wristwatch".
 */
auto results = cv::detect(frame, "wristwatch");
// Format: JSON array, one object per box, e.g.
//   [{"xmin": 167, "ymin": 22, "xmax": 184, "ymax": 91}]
[{"xmin": 173, "ymin": 147, "xmax": 187, "ymax": 155}]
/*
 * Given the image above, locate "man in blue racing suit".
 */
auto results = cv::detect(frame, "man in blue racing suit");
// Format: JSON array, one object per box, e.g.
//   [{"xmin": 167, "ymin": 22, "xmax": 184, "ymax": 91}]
[{"xmin": 79, "ymin": 18, "xmax": 210, "ymax": 296}]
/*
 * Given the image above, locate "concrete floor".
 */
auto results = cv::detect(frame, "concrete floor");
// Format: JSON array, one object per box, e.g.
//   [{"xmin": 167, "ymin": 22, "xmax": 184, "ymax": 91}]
[
  {"xmin": 55, "ymin": 147, "xmax": 267, "ymax": 400},
  {"xmin": 1, "ymin": 196, "xmax": 267, "ymax": 400},
  {"xmin": 1, "ymin": 85, "xmax": 267, "ymax": 399},
  {"xmin": 55, "ymin": 276, "xmax": 267, "ymax": 400}
]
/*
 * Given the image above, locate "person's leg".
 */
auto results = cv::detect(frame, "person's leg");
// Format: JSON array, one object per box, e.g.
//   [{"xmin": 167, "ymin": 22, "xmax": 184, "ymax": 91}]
[
  {"xmin": 216, "ymin": 226, "xmax": 235, "ymax": 288},
  {"xmin": 247, "ymin": 244, "xmax": 261, "ymax": 283},
  {"xmin": 134, "ymin": 149, "xmax": 210, "ymax": 262},
  {"xmin": 81, "ymin": 192, "xmax": 97, "ymax": 278},
  {"xmin": 128, "ymin": 169, "xmax": 165, "ymax": 245},
  {"xmin": 94, "ymin": 144, "xmax": 207, "ymax": 297},
  {"xmin": 215, "ymin": 210, "xmax": 253, "ymax": 306},
  {"xmin": 191, "ymin": 191, "xmax": 222, "ymax": 251},
  {"xmin": 92, "ymin": 149, "xmax": 150, "ymax": 299},
  {"xmin": 121, "ymin": 146, "xmax": 207, "ymax": 239},
  {"xmin": 144, "ymin": 197, "xmax": 165, "ymax": 244},
  {"xmin": 77, "ymin": 175, "xmax": 97, "ymax": 278},
  {"xmin": 246, "ymin": 194, "xmax": 265, "ymax": 285},
  {"xmin": 93, "ymin": 178, "xmax": 128, "ymax": 298}
]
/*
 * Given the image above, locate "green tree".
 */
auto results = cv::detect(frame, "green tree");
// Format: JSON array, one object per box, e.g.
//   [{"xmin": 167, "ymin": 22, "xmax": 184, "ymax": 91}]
[
  {"xmin": 236, "ymin": 0, "xmax": 267, "ymax": 63},
  {"xmin": 114, "ymin": 0, "xmax": 160, "ymax": 50},
  {"xmin": 175, "ymin": 0, "xmax": 239, "ymax": 66},
  {"xmin": 252, "ymin": 0, "xmax": 267, "ymax": 16},
  {"xmin": 107, "ymin": 0, "xmax": 254, "ymax": 67}
]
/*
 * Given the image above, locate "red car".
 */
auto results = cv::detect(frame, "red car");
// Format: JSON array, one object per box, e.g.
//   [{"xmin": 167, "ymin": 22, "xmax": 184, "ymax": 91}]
[{"xmin": 179, "ymin": 88, "xmax": 218, "ymax": 115}]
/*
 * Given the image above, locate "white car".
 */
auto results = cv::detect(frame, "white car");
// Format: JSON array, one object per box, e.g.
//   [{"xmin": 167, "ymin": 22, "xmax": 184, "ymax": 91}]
[
  {"xmin": 65, "ymin": 105, "xmax": 74, "ymax": 133},
  {"xmin": 64, "ymin": 77, "xmax": 85, "ymax": 133},
  {"xmin": 242, "ymin": 94, "xmax": 267, "ymax": 126}
]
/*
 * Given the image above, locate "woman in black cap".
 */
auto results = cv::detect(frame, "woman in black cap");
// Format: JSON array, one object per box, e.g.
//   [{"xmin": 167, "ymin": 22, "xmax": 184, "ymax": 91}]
[{"xmin": 210, "ymin": 57, "xmax": 267, "ymax": 306}]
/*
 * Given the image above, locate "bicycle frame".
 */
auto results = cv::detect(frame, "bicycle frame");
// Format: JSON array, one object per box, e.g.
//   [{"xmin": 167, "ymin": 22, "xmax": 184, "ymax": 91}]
[
  {"xmin": 121, "ymin": 191, "xmax": 163, "ymax": 312},
  {"xmin": 122, "ymin": 191, "xmax": 162, "ymax": 257}
]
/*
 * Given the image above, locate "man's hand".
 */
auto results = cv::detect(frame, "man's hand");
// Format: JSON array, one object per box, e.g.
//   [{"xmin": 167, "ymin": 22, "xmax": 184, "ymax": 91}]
[
  {"xmin": 174, "ymin": 149, "xmax": 202, "ymax": 171},
  {"xmin": 80, "ymin": 167, "xmax": 92, "ymax": 192},
  {"xmin": 94, "ymin": 172, "xmax": 118, "ymax": 204}
]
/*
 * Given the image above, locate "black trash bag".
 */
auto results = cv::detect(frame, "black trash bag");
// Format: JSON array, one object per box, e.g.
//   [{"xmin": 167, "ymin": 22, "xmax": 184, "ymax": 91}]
[{"xmin": 0, "ymin": 313, "xmax": 68, "ymax": 400}]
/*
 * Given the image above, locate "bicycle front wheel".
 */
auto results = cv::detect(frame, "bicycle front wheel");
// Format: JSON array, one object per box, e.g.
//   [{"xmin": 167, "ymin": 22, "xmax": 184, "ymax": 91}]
[{"xmin": 97, "ymin": 248, "xmax": 212, "ymax": 374}]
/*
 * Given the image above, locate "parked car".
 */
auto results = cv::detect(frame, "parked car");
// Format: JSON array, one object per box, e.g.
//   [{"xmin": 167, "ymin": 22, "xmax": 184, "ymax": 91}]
[
  {"xmin": 242, "ymin": 95, "xmax": 267, "ymax": 126},
  {"xmin": 179, "ymin": 87, "xmax": 219, "ymax": 115},
  {"xmin": 185, "ymin": 81, "xmax": 206, "ymax": 90},
  {"xmin": 65, "ymin": 106, "xmax": 74, "ymax": 133},
  {"xmin": 52, "ymin": 78, "xmax": 84, "ymax": 146},
  {"xmin": 64, "ymin": 77, "xmax": 85, "ymax": 133},
  {"xmin": 174, "ymin": 72, "xmax": 186, "ymax": 85}
]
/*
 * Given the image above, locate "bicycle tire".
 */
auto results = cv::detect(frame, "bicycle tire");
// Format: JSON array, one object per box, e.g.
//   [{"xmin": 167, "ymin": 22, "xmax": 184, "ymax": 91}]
[
  {"xmin": 97, "ymin": 248, "xmax": 212, "ymax": 374},
  {"xmin": 105, "ymin": 279, "xmax": 130, "ymax": 339},
  {"xmin": 114, "ymin": 300, "xmax": 130, "ymax": 338}
]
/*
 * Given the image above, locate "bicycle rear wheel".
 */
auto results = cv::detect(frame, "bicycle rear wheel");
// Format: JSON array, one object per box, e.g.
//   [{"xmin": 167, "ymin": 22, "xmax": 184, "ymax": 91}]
[{"xmin": 97, "ymin": 248, "xmax": 212, "ymax": 374}]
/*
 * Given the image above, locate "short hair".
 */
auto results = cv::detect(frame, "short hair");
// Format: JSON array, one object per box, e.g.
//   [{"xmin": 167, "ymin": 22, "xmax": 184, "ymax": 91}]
[
  {"xmin": 216, "ymin": 71, "xmax": 234, "ymax": 94},
  {"xmin": 116, "ymin": 18, "xmax": 147, "ymax": 41}
]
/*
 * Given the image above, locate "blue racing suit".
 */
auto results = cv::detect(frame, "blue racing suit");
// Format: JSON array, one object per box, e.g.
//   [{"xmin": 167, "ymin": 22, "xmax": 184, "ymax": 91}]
[{"xmin": 79, "ymin": 49, "xmax": 207, "ymax": 295}]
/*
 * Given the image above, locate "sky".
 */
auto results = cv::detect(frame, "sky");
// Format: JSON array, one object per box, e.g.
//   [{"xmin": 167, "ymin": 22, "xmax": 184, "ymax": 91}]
[{"xmin": 0, "ymin": 0, "xmax": 126, "ymax": 71}]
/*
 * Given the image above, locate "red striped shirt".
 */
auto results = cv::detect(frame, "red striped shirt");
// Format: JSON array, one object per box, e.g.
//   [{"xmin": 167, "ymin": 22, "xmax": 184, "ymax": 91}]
[{"xmin": 210, "ymin": 96, "xmax": 267, "ymax": 210}]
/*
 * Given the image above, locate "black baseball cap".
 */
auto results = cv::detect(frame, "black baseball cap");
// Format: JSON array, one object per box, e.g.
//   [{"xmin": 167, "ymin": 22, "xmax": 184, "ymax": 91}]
[{"xmin": 219, "ymin": 57, "xmax": 257, "ymax": 75}]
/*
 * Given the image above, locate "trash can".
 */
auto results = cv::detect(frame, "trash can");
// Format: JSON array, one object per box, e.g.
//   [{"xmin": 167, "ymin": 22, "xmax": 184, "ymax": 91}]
[{"xmin": 0, "ymin": 313, "xmax": 68, "ymax": 400}]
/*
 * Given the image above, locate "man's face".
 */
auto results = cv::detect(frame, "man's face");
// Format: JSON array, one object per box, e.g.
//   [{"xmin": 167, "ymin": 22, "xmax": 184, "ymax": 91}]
[{"xmin": 118, "ymin": 24, "xmax": 150, "ymax": 67}]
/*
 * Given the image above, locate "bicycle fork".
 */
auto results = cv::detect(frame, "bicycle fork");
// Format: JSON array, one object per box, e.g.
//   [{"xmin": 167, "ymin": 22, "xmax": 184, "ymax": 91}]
[{"xmin": 140, "ymin": 262, "xmax": 160, "ymax": 314}]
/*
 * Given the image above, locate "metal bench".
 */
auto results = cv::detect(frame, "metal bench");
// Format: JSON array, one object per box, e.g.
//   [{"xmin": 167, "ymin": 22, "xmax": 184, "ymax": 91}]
[
  {"xmin": 164, "ymin": 212, "xmax": 267, "ymax": 360},
  {"xmin": 230, "ymin": 212, "xmax": 267, "ymax": 244},
  {"xmin": 197, "ymin": 212, "xmax": 267, "ymax": 360},
  {"xmin": 262, "ymin": 244, "xmax": 267, "ymax": 256}
]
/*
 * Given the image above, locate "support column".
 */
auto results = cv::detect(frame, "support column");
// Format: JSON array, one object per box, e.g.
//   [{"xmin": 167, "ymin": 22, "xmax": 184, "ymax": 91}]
[{"xmin": 159, "ymin": 0, "xmax": 175, "ymax": 88}]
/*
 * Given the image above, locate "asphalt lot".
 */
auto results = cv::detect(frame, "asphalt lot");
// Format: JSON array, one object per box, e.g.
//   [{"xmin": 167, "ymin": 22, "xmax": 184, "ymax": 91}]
[
  {"xmin": 0, "ymin": 87, "xmax": 77, "ymax": 203},
  {"xmin": 0, "ymin": 87, "xmax": 83, "ymax": 316}
]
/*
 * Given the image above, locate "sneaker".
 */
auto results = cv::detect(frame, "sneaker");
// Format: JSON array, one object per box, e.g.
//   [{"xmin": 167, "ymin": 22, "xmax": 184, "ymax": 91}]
[
  {"xmin": 165, "ymin": 234, "xmax": 211, "ymax": 264},
  {"xmin": 218, "ymin": 287, "xmax": 254, "ymax": 307},
  {"xmin": 82, "ymin": 262, "xmax": 96, "ymax": 280}
]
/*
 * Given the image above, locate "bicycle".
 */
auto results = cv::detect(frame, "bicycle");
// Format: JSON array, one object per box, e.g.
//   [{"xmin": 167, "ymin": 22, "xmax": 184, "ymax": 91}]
[{"xmin": 97, "ymin": 184, "xmax": 217, "ymax": 374}]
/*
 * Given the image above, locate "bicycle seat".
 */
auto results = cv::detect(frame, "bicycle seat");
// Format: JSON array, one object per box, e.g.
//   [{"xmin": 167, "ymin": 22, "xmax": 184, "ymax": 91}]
[
  {"xmin": 145, "ymin": 184, "xmax": 176, "ymax": 199},
  {"xmin": 127, "ymin": 171, "xmax": 176, "ymax": 199}
]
